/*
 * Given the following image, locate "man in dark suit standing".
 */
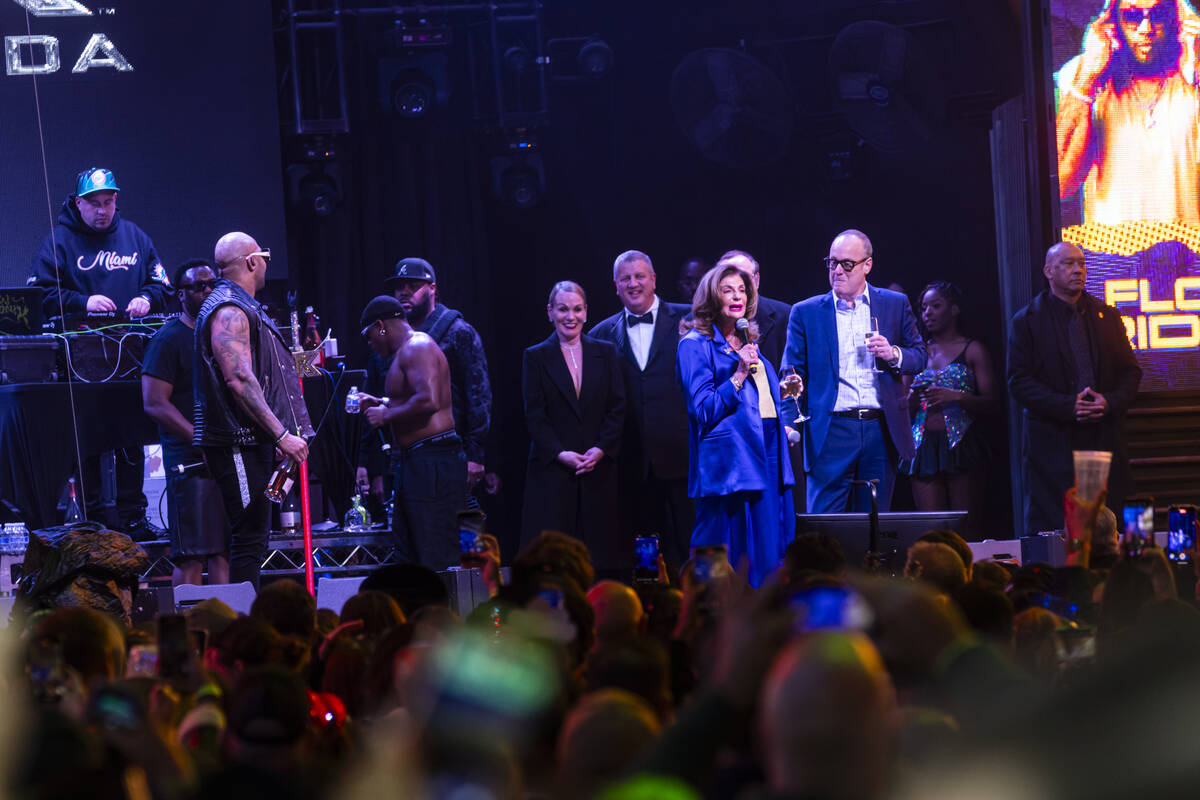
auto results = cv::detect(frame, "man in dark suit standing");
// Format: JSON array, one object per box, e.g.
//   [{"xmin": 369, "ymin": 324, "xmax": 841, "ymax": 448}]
[
  {"xmin": 1008, "ymin": 242, "xmax": 1142, "ymax": 536},
  {"xmin": 717, "ymin": 249, "xmax": 791, "ymax": 368},
  {"xmin": 591, "ymin": 250, "xmax": 695, "ymax": 568},
  {"xmin": 783, "ymin": 230, "xmax": 926, "ymax": 513}
]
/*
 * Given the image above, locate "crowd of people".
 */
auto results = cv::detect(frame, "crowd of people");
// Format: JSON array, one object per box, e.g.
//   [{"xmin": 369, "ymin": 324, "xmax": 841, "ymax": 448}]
[
  {"xmin": 11, "ymin": 151, "xmax": 1177, "ymax": 798},
  {"xmin": 13, "ymin": 490, "xmax": 1200, "ymax": 800}
]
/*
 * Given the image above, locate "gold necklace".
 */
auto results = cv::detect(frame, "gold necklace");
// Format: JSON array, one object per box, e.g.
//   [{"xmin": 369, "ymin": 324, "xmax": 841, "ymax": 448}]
[{"xmin": 1134, "ymin": 76, "xmax": 1169, "ymax": 128}]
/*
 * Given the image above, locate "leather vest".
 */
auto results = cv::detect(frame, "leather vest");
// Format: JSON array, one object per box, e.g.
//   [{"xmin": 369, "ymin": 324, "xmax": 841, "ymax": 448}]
[{"xmin": 192, "ymin": 279, "xmax": 314, "ymax": 447}]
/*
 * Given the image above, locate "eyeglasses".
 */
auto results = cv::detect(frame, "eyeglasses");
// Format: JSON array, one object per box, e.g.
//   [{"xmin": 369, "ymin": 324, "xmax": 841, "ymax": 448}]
[
  {"xmin": 1120, "ymin": 5, "xmax": 1173, "ymax": 26},
  {"xmin": 179, "ymin": 280, "xmax": 218, "ymax": 293},
  {"xmin": 823, "ymin": 256, "xmax": 870, "ymax": 272},
  {"xmin": 233, "ymin": 248, "xmax": 271, "ymax": 264}
]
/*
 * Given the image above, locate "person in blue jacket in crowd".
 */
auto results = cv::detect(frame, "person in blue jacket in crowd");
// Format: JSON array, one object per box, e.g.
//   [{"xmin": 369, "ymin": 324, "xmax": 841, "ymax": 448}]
[{"xmin": 676, "ymin": 263, "xmax": 794, "ymax": 586}]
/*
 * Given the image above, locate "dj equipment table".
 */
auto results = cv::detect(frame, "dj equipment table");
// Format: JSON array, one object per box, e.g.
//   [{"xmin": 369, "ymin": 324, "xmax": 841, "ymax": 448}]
[
  {"xmin": 0, "ymin": 381, "xmax": 155, "ymax": 529},
  {"xmin": 0, "ymin": 369, "xmax": 364, "ymax": 532}
]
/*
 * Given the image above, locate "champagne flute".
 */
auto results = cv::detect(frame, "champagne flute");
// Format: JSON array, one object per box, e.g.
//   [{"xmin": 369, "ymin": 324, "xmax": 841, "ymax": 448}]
[
  {"xmin": 865, "ymin": 316, "xmax": 882, "ymax": 374},
  {"xmin": 780, "ymin": 366, "xmax": 810, "ymax": 423}
]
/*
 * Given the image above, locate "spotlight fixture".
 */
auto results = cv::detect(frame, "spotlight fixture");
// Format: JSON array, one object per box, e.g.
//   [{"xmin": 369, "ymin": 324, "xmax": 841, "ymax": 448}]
[
  {"xmin": 490, "ymin": 151, "xmax": 545, "ymax": 210},
  {"xmin": 392, "ymin": 76, "xmax": 434, "ymax": 119},
  {"xmin": 504, "ymin": 44, "xmax": 533, "ymax": 74},
  {"xmin": 286, "ymin": 161, "xmax": 342, "ymax": 218},
  {"xmin": 577, "ymin": 38, "xmax": 612, "ymax": 78},
  {"xmin": 377, "ymin": 55, "xmax": 450, "ymax": 119}
]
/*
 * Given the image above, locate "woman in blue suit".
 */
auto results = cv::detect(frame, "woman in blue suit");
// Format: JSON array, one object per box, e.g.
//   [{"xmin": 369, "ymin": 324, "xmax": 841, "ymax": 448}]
[{"xmin": 677, "ymin": 264, "xmax": 794, "ymax": 586}]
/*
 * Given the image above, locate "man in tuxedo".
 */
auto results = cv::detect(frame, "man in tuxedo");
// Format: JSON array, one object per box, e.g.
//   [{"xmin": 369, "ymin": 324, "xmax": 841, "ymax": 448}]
[
  {"xmin": 783, "ymin": 230, "xmax": 925, "ymax": 513},
  {"xmin": 1008, "ymin": 242, "xmax": 1141, "ymax": 536},
  {"xmin": 591, "ymin": 250, "xmax": 694, "ymax": 568},
  {"xmin": 716, "ymin": 249, "xmax": 791, "ymax": 368}
]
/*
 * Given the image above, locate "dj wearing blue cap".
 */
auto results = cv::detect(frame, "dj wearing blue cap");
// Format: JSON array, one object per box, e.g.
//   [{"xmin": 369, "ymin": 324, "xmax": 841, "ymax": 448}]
[
  {"xmin": 29, "ymin": 167, "xmax": 169, "ymax": 320},
  {"xmin": 27, "ymin": 167, "xmax": 170, "ymax": 539}
]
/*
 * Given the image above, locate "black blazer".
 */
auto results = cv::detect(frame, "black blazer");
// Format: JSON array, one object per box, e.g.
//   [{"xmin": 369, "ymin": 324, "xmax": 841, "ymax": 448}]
[
  {"xmin": 755, "ymin": 294, "xmax": 792, "ymax": 369},
  {"xmin": 521, "ymin": 334, "xmax": 627, "ymax": 564},
  {"xmin": 1007, "ymin": 289, "xmax": 1142, "ymax": 533},
  {"xmin": 523, "ymin": 334, "xmax": 626, "ymax": 465},
  {"xmin": 590, "ymin": 300, "xmax": 691, "ymax": 481}
]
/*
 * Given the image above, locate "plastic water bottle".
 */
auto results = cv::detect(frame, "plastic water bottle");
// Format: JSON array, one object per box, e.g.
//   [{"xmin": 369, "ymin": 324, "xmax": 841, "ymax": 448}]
[{"xmin": 345, "ymin": 386, "xmax": 360, "ymax": 415}]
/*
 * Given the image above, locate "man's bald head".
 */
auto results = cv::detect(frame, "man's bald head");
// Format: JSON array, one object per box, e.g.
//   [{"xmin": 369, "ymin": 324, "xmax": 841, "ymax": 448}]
[
  {"xmin": 586, "ymin": 580, "xmax": 645, "ymax": 645},
  {"xmin": 759, "ymin": 633, "xmax": 897, "ymax": 799},
  {"xmin": 834, "ymin": 228, "xmax": 873, "ymax": 257},
  {"xmin": 557, "ymin": 689, "xmax": 662, "ymax": 791},
  {"xmin": 1044, "ymin": 241, "xmax": 1083, "ymax": 267},
  {"xmin": 904, "ymin": 541, "xmax": 968, "ymax": 594},
  {"xmin": 1042, "ymin": 241, "xmax": 1087, "ymax": 303},
  {"xmin": 214, "ymin": 232, "xmax": 266, "ymax": 292}
]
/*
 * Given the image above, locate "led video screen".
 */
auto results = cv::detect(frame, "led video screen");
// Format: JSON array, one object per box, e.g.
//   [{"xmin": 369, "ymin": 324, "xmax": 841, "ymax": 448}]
[
  {"xmin": 0, "ymin": 0, "xmax": 288, "ymax": 293},
  {"xmin": 1050, "ymin": 0, "xmax": 1200, "ymax": 390}
]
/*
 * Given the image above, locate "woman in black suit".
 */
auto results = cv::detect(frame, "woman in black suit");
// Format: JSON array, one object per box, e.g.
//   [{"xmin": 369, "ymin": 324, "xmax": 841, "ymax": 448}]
[{"xmin": 522, "ymin": 281, "xmax": 626, "ymax": 571}]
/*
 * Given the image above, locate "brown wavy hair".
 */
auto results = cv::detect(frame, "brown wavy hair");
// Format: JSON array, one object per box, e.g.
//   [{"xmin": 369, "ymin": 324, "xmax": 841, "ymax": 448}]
[{"xmin": 679, "ymin": 264, "xmax": 759, "ymax": 341}]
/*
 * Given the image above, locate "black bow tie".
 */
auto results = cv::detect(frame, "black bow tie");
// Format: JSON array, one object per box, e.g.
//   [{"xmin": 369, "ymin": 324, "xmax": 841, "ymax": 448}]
[{"xmin": 627, "ymin": 312, "xmax": 653, "ymax": 327}]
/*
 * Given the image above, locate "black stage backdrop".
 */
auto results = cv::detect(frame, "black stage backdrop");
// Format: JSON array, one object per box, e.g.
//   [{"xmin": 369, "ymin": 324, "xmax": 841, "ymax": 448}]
[
  {"xmin": 0, "ymin": 0, "xmax": 288, "ymax": 287},
  {"xmin": 282, "ymin": 0, "xmax": 1025, "ymax": 551}
]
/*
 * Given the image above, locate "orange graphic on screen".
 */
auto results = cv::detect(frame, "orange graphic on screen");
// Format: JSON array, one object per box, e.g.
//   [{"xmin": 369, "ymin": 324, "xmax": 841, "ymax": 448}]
[{"xmin": 1056, "ymin": 0, "xmax": 1200, "ymax": 226}]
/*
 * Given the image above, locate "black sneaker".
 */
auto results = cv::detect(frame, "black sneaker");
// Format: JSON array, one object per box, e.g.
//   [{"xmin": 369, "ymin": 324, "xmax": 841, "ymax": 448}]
[{"xmin": 123, "ymin": 516, "xmax": 166, "ymax": 542}]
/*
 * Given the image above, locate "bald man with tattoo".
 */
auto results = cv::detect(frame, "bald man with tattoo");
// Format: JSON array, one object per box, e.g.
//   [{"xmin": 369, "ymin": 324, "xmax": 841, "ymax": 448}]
[
  {"xmin": 193, "ymin": 232, "xmax": 314, "ymax": 587},
  {"xmin": 357, "ymin": 295, "xmax": 467, "ymax": 570}
]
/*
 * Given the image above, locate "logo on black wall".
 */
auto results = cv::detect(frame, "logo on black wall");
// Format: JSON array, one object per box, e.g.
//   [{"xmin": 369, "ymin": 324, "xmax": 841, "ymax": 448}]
[{"xmin": 5, "ymin": 0, "xmax": 132, "ymax": 75}]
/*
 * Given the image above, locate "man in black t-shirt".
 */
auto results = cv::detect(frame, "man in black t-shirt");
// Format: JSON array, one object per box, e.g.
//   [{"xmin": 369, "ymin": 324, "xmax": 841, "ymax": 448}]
[{"xmin": 142, "ymin": 260, "xmax": 230, "ymax": 585}]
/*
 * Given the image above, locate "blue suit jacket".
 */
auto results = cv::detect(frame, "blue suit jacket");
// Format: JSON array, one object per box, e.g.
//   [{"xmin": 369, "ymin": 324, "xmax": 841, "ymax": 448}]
[
  {"xmin": 782, "ymin": 284, "xmax": 925, "ymax": 470},
  {"xmin": 676, "ymin": 327, "xmax": 795, "ymax": 499}
]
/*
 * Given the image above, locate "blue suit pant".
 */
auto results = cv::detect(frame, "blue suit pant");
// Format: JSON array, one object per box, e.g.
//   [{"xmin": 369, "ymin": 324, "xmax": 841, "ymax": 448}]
[
  {"xmin": 806, "ymin": 416, "xmax": 895, "ymax": 514},
  {"xmin": 692, "ymin": 426, "xmax": 794, "ymax": 587}
]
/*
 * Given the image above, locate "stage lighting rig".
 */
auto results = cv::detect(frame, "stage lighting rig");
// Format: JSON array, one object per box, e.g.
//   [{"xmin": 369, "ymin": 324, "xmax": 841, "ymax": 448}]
[
  {"xmin": 545, "ymin": 36, "xmax": 614, "ymax": 83},
  {"xmin": 488, "ymin": 132, "xmax": 544, "ymax": 210}
]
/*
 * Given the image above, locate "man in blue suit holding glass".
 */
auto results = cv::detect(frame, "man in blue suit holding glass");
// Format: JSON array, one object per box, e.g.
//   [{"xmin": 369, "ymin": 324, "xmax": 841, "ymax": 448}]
[{"xmin": 783, "ymin": 230, "xmax": 925, "ymax": 514}]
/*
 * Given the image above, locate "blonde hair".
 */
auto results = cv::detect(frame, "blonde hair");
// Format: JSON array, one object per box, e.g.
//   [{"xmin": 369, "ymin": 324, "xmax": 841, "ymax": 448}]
[
  {"xmin": 680, "ymin": 264, "xmax": 758, "ymax": 341},
  {"xmin": 548, "ymin": 280, "xmax": 587, "ymax": 307}
]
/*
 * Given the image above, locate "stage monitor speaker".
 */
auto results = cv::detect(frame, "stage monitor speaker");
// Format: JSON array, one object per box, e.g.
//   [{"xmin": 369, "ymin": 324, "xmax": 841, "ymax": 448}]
[
  {"xmin": 132, "ymin": 586, "xmax": 176, "ymax": 624},
  {"xmin": 316, "ymin": 576, "xmax": 366, "ymax": 616},
  {"xmin": 969, "ymin": 539, "xmax": 1022, "ymax": 564},
  {"xmin": 438, "ymin": 567, "xmax": 490, "ymax": 619},
  {"xmin": 1020, "ymin": 534, "xmax": 1067, "ymax": 568},
  {"xmin": 795, "ymin": 511, "xmax": 968, "ymax": 573},
  {"xmin": 174, "ymin": 582, "xmax": 257, "ymax": 616}
]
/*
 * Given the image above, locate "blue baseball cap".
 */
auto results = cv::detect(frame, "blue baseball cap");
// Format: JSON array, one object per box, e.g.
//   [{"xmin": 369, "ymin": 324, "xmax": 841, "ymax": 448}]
[{"xmin": 75, "ymin": 167, "xmax": 120, "ymax": 197}]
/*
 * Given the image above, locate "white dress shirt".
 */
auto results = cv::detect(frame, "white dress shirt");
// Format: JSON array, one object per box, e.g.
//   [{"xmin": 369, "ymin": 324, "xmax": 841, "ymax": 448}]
[
  {"xmin": 832, "ymin": 287, "xmax": 882, "ymax": 411},
  {"xmin": 626, "ymin": 294, "xmax": 660, "ymax": 371}
]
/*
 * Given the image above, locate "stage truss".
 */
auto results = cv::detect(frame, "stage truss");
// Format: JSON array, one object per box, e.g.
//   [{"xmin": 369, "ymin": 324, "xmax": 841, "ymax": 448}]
[{"xmin": 140, "ymin": 531, "xmax": 397, "ymax": 582}]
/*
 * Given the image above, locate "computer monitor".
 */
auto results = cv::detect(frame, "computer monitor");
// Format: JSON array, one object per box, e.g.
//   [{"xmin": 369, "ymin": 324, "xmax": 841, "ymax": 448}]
[{"xmin": 794, "ymin": 511, "xmax": 969, "ymax": 574}]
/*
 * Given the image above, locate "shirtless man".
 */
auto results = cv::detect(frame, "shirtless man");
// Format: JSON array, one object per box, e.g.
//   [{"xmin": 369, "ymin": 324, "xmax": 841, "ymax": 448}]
[{"xmin": 358, "ymin": 295, "xmax": 467, "ymax": 569}]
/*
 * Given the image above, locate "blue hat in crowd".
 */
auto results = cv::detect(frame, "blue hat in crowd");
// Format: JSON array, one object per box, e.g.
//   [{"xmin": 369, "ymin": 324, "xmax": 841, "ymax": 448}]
[{"xmin": 75, "ymin": 167, "xmax": 120, "ymax": 197}]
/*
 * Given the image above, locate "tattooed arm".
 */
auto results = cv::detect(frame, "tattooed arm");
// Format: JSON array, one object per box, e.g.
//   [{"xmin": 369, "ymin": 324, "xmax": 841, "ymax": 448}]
[{"xmin": 211, "ymin": 305, "xmax": 308, "ymax": 463}]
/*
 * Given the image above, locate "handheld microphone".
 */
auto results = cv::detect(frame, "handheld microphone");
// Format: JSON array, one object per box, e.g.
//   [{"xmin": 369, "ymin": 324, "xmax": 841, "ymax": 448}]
[{"xmin": 734, "ymin": 318, "xmax": 758, "ymax": 374}]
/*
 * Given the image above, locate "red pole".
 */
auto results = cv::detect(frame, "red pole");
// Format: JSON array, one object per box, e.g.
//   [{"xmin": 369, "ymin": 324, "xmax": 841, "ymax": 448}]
[{"xmin": 299, "ymin": 455, "xmax": 315, "ymax": 595}]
